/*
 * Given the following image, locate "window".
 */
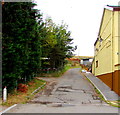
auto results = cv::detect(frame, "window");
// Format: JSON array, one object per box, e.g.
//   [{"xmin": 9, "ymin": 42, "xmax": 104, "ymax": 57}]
[{"xmin": 96, "ymin": 60, "xmax": 98, "ymax": 68}]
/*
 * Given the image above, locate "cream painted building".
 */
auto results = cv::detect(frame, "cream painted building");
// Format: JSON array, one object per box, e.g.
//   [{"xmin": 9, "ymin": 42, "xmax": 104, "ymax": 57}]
[{"xmin": 92, "ymin": 5, "xmax": 120, "ymax": 96}]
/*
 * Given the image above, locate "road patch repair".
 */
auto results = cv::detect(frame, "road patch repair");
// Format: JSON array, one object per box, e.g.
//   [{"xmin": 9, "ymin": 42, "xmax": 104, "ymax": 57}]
[
  {"xmin": 29, "ymin": 82, "xmax": 105, "ymax": 108},
  {"xmin": 1, "ymin": 68, "xmax": 119, "ymax": 113}
]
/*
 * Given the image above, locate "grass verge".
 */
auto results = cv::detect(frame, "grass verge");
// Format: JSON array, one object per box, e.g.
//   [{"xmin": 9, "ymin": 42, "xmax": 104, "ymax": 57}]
[
  {"xmin": 107, "ymin": 100, "xmax": 120, "ymax": 107},
  {"xmin": 1, "ymin": 65, "xmax": 82, "ymax": 108},
  {"xmin": 53, "ymin": 65, "xmax": 82, "ymax": 77},
  {"xmin": 38, "ymin": 65, "xmax": 82, "ymax": 78},
  {"xmin": 84, "ymin": 75, "xmax": 106, "ymax": 101},
  {"xmin": 2, "ymin": 78, "xmax": 46, "ymax": 107},
  {"xmin": 83, "ymin": 73, "xmax": 120, "ymax": 108}
]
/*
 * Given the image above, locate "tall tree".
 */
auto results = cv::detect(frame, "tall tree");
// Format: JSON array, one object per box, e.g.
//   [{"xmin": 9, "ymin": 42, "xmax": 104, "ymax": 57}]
[
  {"xmin": 2, "ymin": 2, "xmax": 43, "ymax": 91},
  {"xmin": 40, "ymin": 18, "xmax": 74, "ymax": 69}
]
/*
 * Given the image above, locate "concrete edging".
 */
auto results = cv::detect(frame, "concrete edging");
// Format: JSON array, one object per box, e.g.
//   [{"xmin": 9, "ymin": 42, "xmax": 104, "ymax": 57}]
[
  {"xmin": 84, "ymin": 73, "xmax": 120, "ymax": 107},
  {"xmin": 0, "ymin": 104, "xmax": 17, "ymax": 114},
  {"xmin": 31, "ymin": 82, "xmax": 46, "ymax": 95},
  {"xmin": 1, "ymin": 82, "xmax": 46, "ymax": 114},
  {"xmin": 84, "ymin": 73, "xmax": 107, "ymax": 101}
]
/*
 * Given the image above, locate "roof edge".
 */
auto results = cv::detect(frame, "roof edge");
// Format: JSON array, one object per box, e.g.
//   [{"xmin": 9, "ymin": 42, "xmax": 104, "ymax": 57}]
[
  {"xmin": 94, "ymin": 5, "xmax": 120, "ymax": 46},
  {"xmin": 106, "ymin": 5, "xmax": 120, "ymax": 11}
]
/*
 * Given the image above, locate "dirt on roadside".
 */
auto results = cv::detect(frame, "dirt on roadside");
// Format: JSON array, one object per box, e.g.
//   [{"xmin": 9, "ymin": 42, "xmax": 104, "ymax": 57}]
[{"xmin": 30, "ymin": 77, "xmax": 59, "ymax": 101}]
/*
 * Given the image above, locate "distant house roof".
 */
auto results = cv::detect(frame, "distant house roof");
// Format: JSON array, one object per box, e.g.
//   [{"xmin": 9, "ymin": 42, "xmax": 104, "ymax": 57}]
[
  {"xmin": 66, "ymin": 58, "xmax": 80, "ymax": 61},
  {"xmin": 73, "ymin": 56, "xmax": 94, "ymax": 59},
  {"xmin": 81, "ymin": 58, "xmax": 93, "ymax": 61},
  {"xmin": 82, "ymin": 59, "xmax": 90, "ymax": 61}
]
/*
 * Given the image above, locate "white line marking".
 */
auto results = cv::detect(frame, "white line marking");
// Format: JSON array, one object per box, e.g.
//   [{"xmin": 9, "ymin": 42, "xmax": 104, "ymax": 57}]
[{"xmin": 0, "ymin": 104, "xmax": 17, "ymax": 114}]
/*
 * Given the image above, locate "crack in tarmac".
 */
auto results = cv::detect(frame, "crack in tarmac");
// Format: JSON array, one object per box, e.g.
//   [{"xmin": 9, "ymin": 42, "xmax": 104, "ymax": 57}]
[{"xmin": 5, "ymin": 69, "xmax": 118, "ymax": 113}]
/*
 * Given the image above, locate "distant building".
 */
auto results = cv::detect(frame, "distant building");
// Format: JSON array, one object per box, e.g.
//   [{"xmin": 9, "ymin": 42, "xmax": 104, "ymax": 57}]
[
  {"xmin": 66, "ymin": 58, "xmax": 80, "ymax": 66},
  {"xmin": 71, "ymin": 56, "xmax": 93, "ymax": 69},
  {"xmin": 81, "ymin": 58, "xmax": 93, "ymax": 65},
  {"xmin": 92, "ymin": 5, "xmax": 120, "ymax": 95}
]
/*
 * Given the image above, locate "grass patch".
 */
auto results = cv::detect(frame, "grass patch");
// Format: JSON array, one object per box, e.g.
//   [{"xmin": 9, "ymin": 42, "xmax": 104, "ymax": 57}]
[
  {"xmin": 2, "ymin": 78, "xmax": 46, "ymax": 107},
  {"xmin": 70, "ymin": 65, "xmax": 82, "ymax": 69},
  {"xmin": 107, "ymin": 100, "xmax": 120, "ymax": 107},
  {"xmin": 53, "ymin": 65, "xmax": 82, "ymax": 77},
  {"xmin": 94, "ymin": 87, "xmax": 106, "ymax": 101},
  {"xmin": 38, "ymin": 65, "xmax": 82, "ymax": 78}
]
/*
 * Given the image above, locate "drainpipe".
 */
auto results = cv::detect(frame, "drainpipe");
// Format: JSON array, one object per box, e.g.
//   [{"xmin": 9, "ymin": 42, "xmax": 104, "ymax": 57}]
[
  {"xmin": 94, "ymin": 45, "xmax": 96, "ymax": 76},
  {"xmin": 94, "ymin": 55, "xmax": 95, "ymax": 75},
  {"xmin": 111, "ymin": 10, "xmax": 114, "ymax": 91},
  {"xmin": 94, "ymin": 56, "xmax": 95, "ymax": 75}
]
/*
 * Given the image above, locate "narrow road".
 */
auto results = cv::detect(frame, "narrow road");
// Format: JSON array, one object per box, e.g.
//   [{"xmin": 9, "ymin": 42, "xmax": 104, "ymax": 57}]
[{"xmin": 6, "ymin": 68, "xmax": 118, "ymax": 113}]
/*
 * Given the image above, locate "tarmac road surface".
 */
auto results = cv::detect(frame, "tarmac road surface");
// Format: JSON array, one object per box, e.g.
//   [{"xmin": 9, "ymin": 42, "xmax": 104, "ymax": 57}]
[{"xmin": 5, "ymin": 68, "xmax": 119, "ymax": 113}]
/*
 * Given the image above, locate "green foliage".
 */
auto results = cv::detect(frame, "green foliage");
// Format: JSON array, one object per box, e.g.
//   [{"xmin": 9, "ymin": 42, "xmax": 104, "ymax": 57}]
[
  {"xmin": 2, "ymin": 3, "xmax": 75, "ymax": 92},
  {"xmin": 40, "ymin": 18, "xmax": 75, "ymax": 69},
  {"xmin": 2, "ymin": 2, "xmax": 43, "ymax": 92}
]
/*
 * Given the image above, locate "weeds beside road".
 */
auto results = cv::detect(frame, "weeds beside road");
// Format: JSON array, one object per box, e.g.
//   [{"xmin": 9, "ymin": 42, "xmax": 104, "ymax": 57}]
[
  {"xmin": 2, "ymin": 79, "xmax": 46, "ymax": 107},
  {"xmin": 1, "ymin": 65, "xmax": 80, "ymax": 108},
  {"xmin": 4, "ymin": 68, "xmax": 118, "ymax": 113}
]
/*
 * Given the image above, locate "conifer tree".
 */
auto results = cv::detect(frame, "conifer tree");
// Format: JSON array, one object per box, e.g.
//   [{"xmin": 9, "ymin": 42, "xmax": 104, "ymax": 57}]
[{"xmin": 2, "ymin": 2, "xmax": 43, "ymax": 91}]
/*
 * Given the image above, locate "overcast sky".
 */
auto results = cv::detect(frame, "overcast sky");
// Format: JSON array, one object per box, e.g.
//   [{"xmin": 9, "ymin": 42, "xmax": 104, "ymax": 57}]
[{"xmin": 35, "ymin": 0, "xmax": 119, "ymax": 56}]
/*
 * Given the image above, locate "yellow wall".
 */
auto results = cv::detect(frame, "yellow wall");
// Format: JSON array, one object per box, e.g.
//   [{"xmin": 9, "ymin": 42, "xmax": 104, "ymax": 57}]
[
  {"xmin": 93, "ymin": 9, "xmax": 113, "ymax": 76},
  {"xmin": 93, "ymin": 9, "xmax": 120, "ymax": 76},
  {"xmin": 92, "ymin": 8, "xmax": 120, "ymax": 95},
  {"xmin": 113, "ymin": 11, "xmax": 120, "ymax": 71}
]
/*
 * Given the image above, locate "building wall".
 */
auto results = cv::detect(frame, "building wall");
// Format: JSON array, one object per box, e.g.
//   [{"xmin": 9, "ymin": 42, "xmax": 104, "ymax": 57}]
[
  {"xmin": 113, "ymin": 70, "xmax": 120, "ymax": 95},
  {"xmin": 113, "ymin": 11, "xmax": 119, "ymax": 71},
  {"xmin": 92, "ymin": 8, "xmax": 120, "ymax": 95},
  {"xmin": 94, "ymin": 9, "xmax": 113, "ymax": 76},
  {"xmin": 112, "ymin": 11, "xmax": 120, "ymax": 95}
]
